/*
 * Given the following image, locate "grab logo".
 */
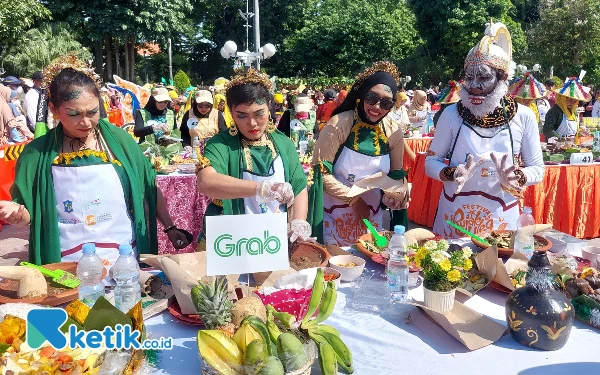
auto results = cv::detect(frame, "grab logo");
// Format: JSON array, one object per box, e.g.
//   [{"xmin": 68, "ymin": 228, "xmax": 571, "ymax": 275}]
[{"xmin": 214, "ymin": 231, "xmax": 281, "ymax": 257}]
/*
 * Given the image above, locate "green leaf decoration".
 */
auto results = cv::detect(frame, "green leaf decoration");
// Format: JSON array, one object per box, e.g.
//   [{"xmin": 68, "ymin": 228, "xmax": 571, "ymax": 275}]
[
  {"xmin": 83, "ymin": 296, "xmax": 132, "ymax": 332},
  {"xmin": 60, "ymin": 316, "xmax": 83, "ymax": 334},
  {"xmin": 0, "ymin": 343, "xmax": 11, "ymax": 356}
]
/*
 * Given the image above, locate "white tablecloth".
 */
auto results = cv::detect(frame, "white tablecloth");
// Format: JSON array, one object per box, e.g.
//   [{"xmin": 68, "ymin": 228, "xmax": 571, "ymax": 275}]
[{"xmin": 146, "ymin": 248, "xmax": 600, "ymax": 375}]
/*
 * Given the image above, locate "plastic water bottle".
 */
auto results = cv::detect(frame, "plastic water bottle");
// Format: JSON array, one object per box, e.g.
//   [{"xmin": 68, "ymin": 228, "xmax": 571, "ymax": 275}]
[
  {"xmin": 192, "ymin": 136, "xmax": 201, "ymax": 159},
  {"xmin": 113, "ymin": 244, "xmax": 141, "ymax": 313},
  {"xmin": 514, "ymin": 207, "xmax": 536, "ymax": 259},
  {"xmin": 77, "ymin": 243, "xmax": 105, "ymax": 307},
  {"xmin": 387, "ymin": 225, "xmax": 409, "ymax": 302}
]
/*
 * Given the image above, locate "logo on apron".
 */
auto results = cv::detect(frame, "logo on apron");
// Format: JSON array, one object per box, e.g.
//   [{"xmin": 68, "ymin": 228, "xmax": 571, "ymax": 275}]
[
  {"xmin": 63, "ymin": 200, "xmax": 73, "ymax": 213},
  {"xmin": 347, "ymin": 174, "xmax": 355, "ymax": 183},
  {"xmin": 83, "ymin": 199, "xmax": 101, "ymax": 210},
  {"xmin": 85, "ymin": 215, "xmax": 97, "ymax": 226}
]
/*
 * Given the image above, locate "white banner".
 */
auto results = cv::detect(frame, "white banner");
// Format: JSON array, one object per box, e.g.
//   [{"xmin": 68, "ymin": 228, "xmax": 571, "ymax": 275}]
[{"xmin": 205, "ymin": 213, "xmax": 289, "ymax": 276}]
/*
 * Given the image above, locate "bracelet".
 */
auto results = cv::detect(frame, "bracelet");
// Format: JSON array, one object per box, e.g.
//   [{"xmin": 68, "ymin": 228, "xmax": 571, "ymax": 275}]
[
  {"xmin": 514, "ymin": 169, "xmax": 527, "ymax": 186},
  {"xmin": 163, "ymin": 225, "xmax": 177, "ymax": 233},
  {"xmin": 442, "ymin": 166, "xmax": 457, "ymax": 181}
]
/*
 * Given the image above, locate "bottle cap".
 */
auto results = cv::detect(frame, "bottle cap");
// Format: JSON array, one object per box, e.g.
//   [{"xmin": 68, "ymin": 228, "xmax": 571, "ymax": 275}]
[
  {"xmin": 82, "ymin": 243, "xmax": 96, "ymax": 254},
  {"xmin": 394, "ymin": 225, "xmax": 406, "ymax": 234},
  {"xmin": 119, "ymin": 244, "xmax": 133, "ymax": 255}
]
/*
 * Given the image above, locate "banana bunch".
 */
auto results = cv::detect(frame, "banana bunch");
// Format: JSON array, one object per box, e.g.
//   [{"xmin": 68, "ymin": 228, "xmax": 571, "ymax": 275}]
[
  {"xmin": 233, "ymin": 316, "xmax": 275, "ymax": 356},
  {"xmin": 197, "ymin": 330, "xmax": 244, "ymax": 375}
]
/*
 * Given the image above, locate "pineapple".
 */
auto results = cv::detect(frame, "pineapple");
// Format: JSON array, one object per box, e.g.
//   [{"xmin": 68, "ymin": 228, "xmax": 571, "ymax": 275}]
[{"xmin": 191, "ymin": 276, "xmax": 236, "ymax": 337}]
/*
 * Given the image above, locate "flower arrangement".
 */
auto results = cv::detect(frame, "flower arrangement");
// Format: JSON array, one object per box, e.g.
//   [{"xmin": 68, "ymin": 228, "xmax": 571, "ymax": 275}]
[{"xmin": 409, "ymin": 240, "xmax": 473, "ymax": 292}]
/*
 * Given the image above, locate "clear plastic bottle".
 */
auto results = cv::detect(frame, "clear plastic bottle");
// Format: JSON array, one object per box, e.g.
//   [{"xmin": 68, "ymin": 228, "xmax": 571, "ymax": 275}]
[
  {"xmin": 514, "ymin": 207, "xmax": 536, "ymax": 259},
  {"xmin": 113, "ymin": 244, "xmax": 141, "ymax": 313},
  {"xmin": 387, "ymin": 225, "xmax": 409, "ymax": 302},
  {"xmin": 593, "ymin": 131, "xmax": 600, "ymax": 152},
  {"xmin": 192, "ymin": 137, "xmax": 201, "ymax": 159},
  {"xmin": 77, "ymin": 243, "xmax": 105, "ymax": 307}
]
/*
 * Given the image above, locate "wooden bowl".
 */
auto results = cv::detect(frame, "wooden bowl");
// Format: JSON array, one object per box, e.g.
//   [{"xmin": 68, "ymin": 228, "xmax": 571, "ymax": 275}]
[
  {"xmin": 290, "ymin": 241, "xmax": 331, "ymax": 270},
  {"xmin": 471, "ymin": 230, "xmax": 552, "ymax": 257},
  {"xmin": 0, "ymin": 262, "xmax": 107, "ymax": 306},
  {"xmin": 355, "ymin": 231, "xmax": 393, "ymax": 258}
]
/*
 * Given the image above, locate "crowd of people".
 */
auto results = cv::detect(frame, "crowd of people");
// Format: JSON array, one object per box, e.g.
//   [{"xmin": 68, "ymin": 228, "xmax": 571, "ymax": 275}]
[{"xmin": 1, "ymin": 20, "xmax": 599, "ymax": 264}]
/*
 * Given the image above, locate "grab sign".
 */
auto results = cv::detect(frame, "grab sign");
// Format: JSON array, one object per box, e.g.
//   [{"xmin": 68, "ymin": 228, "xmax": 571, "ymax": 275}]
[{"xmin": 205, "ymin": 213, "xmax": 289, "ymax": 276}]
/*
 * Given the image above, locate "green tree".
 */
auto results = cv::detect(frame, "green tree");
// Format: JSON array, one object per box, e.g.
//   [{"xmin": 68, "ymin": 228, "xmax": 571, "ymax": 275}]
[
  {"xmin": 527, "ymin": 0, "xmax": 600, "ymax": 85},
  {"xmin": 1, "ymin": 23, "xmax": 91, "ymax": 77},
  {"xmin": 173, "ymin": 70, "xmax": 191, "ymax": 92},
  {"xmin": 282, "ymin": 0, "xmax": 421, "ymax": 77},
  {"xmin": 0, "ymin": 0, "xmax": 52, "ymax": 45},
  {"xmin": 408, "ymin": 0, "xmax": 527, "ymax": 78}
]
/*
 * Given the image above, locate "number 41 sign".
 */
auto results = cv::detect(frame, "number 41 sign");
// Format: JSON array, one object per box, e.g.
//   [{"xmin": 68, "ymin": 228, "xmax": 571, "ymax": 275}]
[{"xmin": 205, "ymin": 213, "xmax": 289, "ymax": 276}]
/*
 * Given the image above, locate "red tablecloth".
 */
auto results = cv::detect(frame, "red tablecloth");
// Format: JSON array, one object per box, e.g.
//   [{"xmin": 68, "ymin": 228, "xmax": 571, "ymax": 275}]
[
  {"xmin": 0, "ymin": 142, "xmax": 27, "ymax": 201},
  {"xmin": 403, "ymin": 137, "xmax": 432, "ymax": 181},
  {"xmin": 156, "ymin": 174, "xmax": 212, "ymax": 254},
  {"xmin": 409, "ymin": 153, "xmax": 600, "ymax": 239}
]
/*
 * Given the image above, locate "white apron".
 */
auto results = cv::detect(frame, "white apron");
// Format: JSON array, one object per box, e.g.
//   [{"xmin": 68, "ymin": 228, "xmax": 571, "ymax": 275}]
[
  {"xmin": 323, "ymin": 147, "xmax": 390, "ymax": 246},
  {"xmin": 53, "ymin": 163, "xmax": 135, "ymax": 281},
  {"xmin": 433, "ymin": 123, "xmax": 520, "ymax": 239},
  {"xmin": 556, "ymin": 114, "xmax": 578, "ymax": 137},
  {"xmin": 242, "ymin": 156, "xmax": 286, "ymax": 214}
]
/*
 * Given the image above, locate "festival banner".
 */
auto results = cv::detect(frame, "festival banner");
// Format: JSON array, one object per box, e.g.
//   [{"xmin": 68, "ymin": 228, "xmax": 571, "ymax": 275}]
[{"xmin": 112, "ymin": 75, "xmax": 151, "ymax": 124}]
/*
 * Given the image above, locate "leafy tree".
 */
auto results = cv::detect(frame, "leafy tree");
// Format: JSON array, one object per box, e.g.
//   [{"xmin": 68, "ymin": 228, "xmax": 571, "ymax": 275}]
[
  {"xmin": 408, "ymin": 0, "xmax": 527, "ymax": 78},
  {"xmin": 282, "ymin": 0, "xmax": 421, "ymax": 77},
  {"xmin": 0, "ymin": 0, "xmax": 52, "ymax": 45},
  {"xmin": 1, "ymin": 23, "xmax": 91, "ymax": 77},
  {"xmin": 527, "ymin": 0, "xmax": 600, "ymax": 85},
  {"xmin": 173, "ymin": 70, "xmax": 191, "ymax": 92}
]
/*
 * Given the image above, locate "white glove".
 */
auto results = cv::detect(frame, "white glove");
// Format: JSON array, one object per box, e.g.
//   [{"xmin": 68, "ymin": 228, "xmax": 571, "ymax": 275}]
[
  {"xmin": 382, "ymin": 191, "xmax": 409, "ymax": 210},
  {"xmin": 453, "ymin": 154, "xmax": 477, "ymax": 194},
  {"xmin": 288, "ymin": 219, "xmax": 314, "ymax": 243},
  {"xmin": 256, "ymin": 180, "xmax": 295, "ymax": 206},
  {"xmin": 580, "ymin": 126, "xmax": 591, "ymax": 136},
  {"xmin": 490, "ymin": 153, "xmax": 523, "ymax": 192}
]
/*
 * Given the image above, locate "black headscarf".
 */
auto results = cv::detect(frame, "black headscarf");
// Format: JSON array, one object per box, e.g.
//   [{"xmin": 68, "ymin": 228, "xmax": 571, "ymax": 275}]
[
  {"xmin": 144, "ymin": 95, "xmax": 167, "ymax": 116},
  {"xmin": 191, "ymin": 102, "xmax": 211, "ymax": 118},
  {"xmin": 331, "ymin": 71, "xmax": 398, "ymax": 125}
]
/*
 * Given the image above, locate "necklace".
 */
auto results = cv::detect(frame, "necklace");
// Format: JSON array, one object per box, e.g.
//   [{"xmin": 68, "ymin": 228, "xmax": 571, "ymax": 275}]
[
  {"xmin": 241, "ymin": 135, "xmax": 277, "ymax": 172},
  {"xmin": 61, "ymin": 129, "xmax": 101, "ymax": 154}
]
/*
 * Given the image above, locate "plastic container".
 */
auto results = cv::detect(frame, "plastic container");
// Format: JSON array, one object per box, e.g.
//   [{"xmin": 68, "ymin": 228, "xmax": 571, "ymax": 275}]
[
  {"xmin": 192, "ymin": 136, "xmax": 201, "ymax": 159},
  {"xmin": 387, "ymin": 225, "xmax": 409, "ymax": 302},
  {"xmin": 76, "ymin": 243, "xmax": 105, "ymax": 307},
  {"xmin": 514, "ymin": 207, "xmax": 536, "ymax": 259},
  {"xmin": 113, "ymin": 244, "xmax": 141, "ymax": 313},
  {"xmin": 593, "ymin": 131, "xmax": 600, "ymax": 152}
]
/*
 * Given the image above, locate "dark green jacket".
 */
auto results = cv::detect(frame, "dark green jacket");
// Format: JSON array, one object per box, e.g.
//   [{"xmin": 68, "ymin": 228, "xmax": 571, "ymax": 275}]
[{"xmin": 542, "ymin": 105, "xmax": 565, "ymax": 140}]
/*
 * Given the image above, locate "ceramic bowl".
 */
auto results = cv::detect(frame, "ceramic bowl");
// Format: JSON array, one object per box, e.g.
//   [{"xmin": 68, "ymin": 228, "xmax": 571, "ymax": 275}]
[
  {"xmin": 582, "ymin": 246, "xmax": 600, "ymax": 266},
  {"xmin": 297, "ymin": 267, "xmax": 341, "ymax": 289},
  {"xmin": 328, "ymin": 255, "xmax": 366, "ymax": 282}
]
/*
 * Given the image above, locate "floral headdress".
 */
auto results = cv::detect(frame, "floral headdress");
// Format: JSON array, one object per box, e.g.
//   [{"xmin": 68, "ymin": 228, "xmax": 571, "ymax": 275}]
[
  {"xmin": 42, "ymin": 53, "xmax": 101, "ymax": 96},
  {"xmin": 554, "ymin": 72, "xmax": 592, "ymax": 101},
  {"xmin": 226, "ymin": 68, "xmax": 272, "ymax": 91},
  {"xmin": 353, "ymin": 61, "xmax": 401, "ymax": 90}
]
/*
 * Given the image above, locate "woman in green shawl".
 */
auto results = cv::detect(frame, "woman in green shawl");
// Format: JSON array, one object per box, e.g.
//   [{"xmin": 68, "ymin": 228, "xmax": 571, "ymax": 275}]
[
  {"xmin": 0, "ymin": 65, "xmax": 190, "ymax": 267},
  {"xmin": 196, "ymin": 69, "xmax": 311, "ymax": 243}
]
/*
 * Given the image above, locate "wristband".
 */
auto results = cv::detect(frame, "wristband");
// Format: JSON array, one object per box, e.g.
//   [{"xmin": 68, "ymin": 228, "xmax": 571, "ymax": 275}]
[
  {"xmin": 443, "ymin": 166, "xmax": 457, "ymax": 181},
  {"xmin": 163, "ymin": 225, "xmax": 177, "ymax": 233}
]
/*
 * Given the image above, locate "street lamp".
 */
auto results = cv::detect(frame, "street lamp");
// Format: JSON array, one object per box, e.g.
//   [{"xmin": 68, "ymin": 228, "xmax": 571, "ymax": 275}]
[{"xmin": 220, "ymin": 40, "xmax": 276, "ymax": 72}]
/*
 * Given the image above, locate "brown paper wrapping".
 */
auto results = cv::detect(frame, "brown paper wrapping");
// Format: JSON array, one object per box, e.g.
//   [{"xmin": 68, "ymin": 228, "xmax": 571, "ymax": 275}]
[
  {"xmin": 324, "ymin": 245, "xmax": 353, "ymax": 257},
  {"xmin": 509, "ymin": 224, "xmax": 553, "ymax": 248},
  {"xmin": 254, "ymin": 268, "xmax": 298, "ymax": 289},
  {"xmin": 406, "ymin": 300, "xmax": 508, "ymax": 351},
  {"xmin": 139, "ymin": 252, "xmax": 239, "ymax": 315},
  {"xmin": 346, "ymin": 172, "xmax": 407, "ymax": 197},
  {"xmin": 492, "ymin": 252, "xmax": 529, "ymax": 291},
  {"xmin": 457, "ymin": 246, "xmax": 498, "ymax": 297}
]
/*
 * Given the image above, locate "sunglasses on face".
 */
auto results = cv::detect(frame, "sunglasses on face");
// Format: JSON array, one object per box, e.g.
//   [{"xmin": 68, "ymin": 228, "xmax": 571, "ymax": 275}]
[
  {"xmin": 157, "ymin": 100, "xmax": 169, "ymax": 104},
  {"xmin": 364, "ymin": 91, "xmax": 395, "ymax": 110},
  {"xmin": 197, "ymin": 103, "xmax": 212, "ymax": 109}
]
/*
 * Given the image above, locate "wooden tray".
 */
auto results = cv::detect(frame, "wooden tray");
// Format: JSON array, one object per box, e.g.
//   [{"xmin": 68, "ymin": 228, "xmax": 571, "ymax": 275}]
[
  {"xmin": 471, "ymin": 230, "xmax": 552, "ymax": 257},
  {"xmin": 0, "ymin": 262, "xmax": 107, "ymax": 306}
]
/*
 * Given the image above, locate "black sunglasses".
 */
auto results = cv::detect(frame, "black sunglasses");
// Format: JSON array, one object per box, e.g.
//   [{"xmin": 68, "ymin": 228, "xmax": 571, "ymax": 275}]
[
  {"xmin": 364, "ymin": 91, "xmax": 395, "ymax": 110},
  {"xmin": 197, "ymin": 103, "xmax": 212, "ymax": 109}
]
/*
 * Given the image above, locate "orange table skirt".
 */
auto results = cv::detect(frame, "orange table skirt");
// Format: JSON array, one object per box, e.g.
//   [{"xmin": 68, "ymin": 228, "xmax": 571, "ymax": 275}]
[
  {"xmin": 402, "ymin": 137, "xmax": 432, "ymax": 181},
  {"xmin": 0, "ymin": 142, "xmax": 27, "ymax": 201},
  {"xmin": 409, "ymin": 153, "xmax": 600, "ymax": 239}
]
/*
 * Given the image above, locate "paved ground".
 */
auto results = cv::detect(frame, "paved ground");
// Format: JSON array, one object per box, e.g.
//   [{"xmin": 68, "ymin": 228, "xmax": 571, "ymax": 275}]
[{"xmin": 0, "ymin": 224, "xmax": 29, "ymax": 265}]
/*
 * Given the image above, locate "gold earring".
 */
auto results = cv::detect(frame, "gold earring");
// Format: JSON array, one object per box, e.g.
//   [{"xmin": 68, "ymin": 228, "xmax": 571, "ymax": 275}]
[
  {"xmin": 266, "ymin": 118, "xmax": 276, "ymax": 133},
  {"xmin": 229, "ymin": 125, "xmax": 238, "ymax": 136}
]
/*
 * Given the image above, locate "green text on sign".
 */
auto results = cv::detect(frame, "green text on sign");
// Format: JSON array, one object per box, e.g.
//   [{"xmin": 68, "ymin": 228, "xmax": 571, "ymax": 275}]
[{"xmin": 214, "ymin": 231, "xmax": 281, "ymax": 257}]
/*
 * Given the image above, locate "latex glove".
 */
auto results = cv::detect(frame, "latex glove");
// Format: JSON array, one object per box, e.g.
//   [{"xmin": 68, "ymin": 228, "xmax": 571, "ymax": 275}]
[
  {"xmin": 382, "ymin": 191, "xmax": 409, "ymax": 210},
  {"xmin": 547, "ymin": 137, "xmax": 558, "ymax": 144},
  {"xmin": 0, "ymin": 201, "xmax": 30, "ymax": 227},
  {"xmin": 490, "ymin": 153, "xmax": 523, "ymax": 192},
  {"xmin": 453, "ymin": 154, "xmax": 477, "ymax": 194},
  {"xmin": 579, "ymin": 126, "xmax": 591, "ymax": 136},
  {"xmin": 256, "ymin": 180, "xmax": 295, "ymax": 206},
  {"xmin": 288, "ymin": 219, "xmax": 314, "ymax": 243}
]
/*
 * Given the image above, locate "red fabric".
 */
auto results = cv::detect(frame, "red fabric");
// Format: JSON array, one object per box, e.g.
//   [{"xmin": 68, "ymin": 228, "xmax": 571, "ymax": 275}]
[
  {"xmin": 155, "ymin": 174, "xmax": 212, "ymax": 254},
  {"xmin": 409, "ymin": 153, "xmax": 600, "ymax": 239},
  {"xmin": 402, "ymin": 137, "xmax": 432, "ymax": 181},
  {"xmin": 0, "ymin": 142, "xmax": 25, "ymax": 201},
  {"xmin": 317, "ymin": 101, "xmax": 337, "ymax": 123}
]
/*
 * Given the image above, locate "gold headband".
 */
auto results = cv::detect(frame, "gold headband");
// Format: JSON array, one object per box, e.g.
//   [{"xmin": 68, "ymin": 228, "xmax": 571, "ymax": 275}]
[
  {"xmin": 354, "ymin": 61, "xmax": 401, "ymax": 88},
  {"xmin": 226, "ymin": 68, "xmax": 272, "ymax": 91},
  {"xmin": 42, "ymin": 53, "xmax": 102, "ymax": 93}
]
